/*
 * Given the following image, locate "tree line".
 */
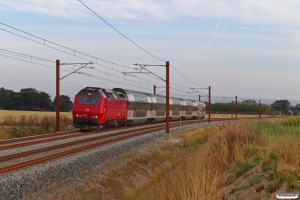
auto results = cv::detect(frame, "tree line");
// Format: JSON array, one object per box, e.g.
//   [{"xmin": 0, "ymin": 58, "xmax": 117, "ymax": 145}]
[
  {"xmin": 206, "ymin": 99, "xmax": 300, "ymax": 115},
  {"xmin": 0, "ymin": 87, "xmax": 73, "ymax": 112},
  {"xmin": 1, "ymin": 87, "xmax": 299, "ymax": 115}
]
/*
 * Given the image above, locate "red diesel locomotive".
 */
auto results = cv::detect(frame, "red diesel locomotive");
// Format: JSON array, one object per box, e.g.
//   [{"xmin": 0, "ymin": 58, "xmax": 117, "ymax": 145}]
[{"xmin": 72, "ymin": 87, "xmax": 127, "ymax": 129}]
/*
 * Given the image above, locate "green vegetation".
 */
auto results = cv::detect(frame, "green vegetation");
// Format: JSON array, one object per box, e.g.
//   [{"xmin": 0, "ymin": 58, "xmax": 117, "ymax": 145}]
[
  {"xmin": 249, "ymin": 174, "xmax": 263, "ymax": 186},
  {"xmin": 206, "ymin": 101, "xmax": 273, "ymax": 115},
  {"xmin": 270, "ymin": 99, "xmax": 290, "ymax": 115},
  {"xmin": 0, "ymin": 87, "xmax": 73, "ymax": 111},
  {"xmin": 206, "ymin": 99, "xmax": 300, "ymax": 115}
]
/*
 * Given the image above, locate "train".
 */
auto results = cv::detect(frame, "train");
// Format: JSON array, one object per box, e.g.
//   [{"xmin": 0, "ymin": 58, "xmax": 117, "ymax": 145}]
[{"xmin": 72, "ymin": 87, "xmax": 206, "ymax": 129}]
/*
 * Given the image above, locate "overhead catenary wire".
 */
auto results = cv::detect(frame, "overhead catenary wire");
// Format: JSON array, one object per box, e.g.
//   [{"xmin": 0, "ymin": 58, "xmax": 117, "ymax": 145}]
[
  {"xmin": 0, "ymin": 22, "xmax": 235, "ymax": 99},
  {"xmin": 77, "ymin": 0, "xmax": 164, "ymax": 63},
  {"xmin": 0, "ymin": 52, "xmax": 152, "ymax": 90},
  {"xmin": 0, "ymin": 53, "xmax": 56, "ymax": 70},
  {"xmin": 92, "ymin": 68, "xmax": 162, "ymax": 88},
  {"xmin": 77, "ymin": 1, "xmax": 208, "ymax": 89},
  {"xmin": 0, "ymin": 51, "xmax": 172, "ymax": 95},
  {"xmin": 0, "ymin": 22, "xmax": 207, "ymax": 93},
  {"xmin": 0, "ymin": 22, "xmax": 137, "ymax": 70},
  {"xmin": 0, "ymin": 24, "xmax": 166, "ymax": 87},
  {"xmin": 0, "ymin": 47, "xmax": 235, "ymax": 101},
  {"xmin": 0, "ymin": 49, "xmax": 55, "ymax": 63},
  {"xmin": 0, "ymin": 48, "xmax": 204, "ymax": 98},
  {"xmin": 1, "ymin": 50, "xmax": 240, "ymax": 102}
]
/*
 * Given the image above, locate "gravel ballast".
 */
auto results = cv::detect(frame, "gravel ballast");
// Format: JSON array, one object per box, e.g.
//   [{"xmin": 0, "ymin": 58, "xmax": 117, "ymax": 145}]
[{"xmin": 0, "ymin": 121, "xmax": 225, "ymax": 200}]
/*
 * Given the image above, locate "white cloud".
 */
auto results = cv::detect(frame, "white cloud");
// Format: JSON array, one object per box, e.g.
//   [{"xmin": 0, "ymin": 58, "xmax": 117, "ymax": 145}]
[
  {"xmin": 1, "ymin": 0, "xmax": 300, "ymax": 22},
  {"xmin": 172, "ymin": 0, "xmax": 300, "ymax": 22},
  {"xmin": 0, "ymin": 0, "xmax": 169, "ymax": 20}
]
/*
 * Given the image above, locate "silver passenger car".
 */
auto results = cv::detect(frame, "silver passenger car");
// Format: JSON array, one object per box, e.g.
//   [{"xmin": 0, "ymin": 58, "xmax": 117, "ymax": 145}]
[
  {"xmin": 113, "ymin": 88, "xmax": 206, "ymax": 124},
  {"xmin": 113, "ymin": 88, "xmax": 152, "ymax": 124}
]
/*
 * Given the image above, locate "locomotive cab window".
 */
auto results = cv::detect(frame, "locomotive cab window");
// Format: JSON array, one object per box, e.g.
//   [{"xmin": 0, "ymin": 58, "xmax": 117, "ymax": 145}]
[{"xmin": 78, "ymin": 96, "xmax": 99, "ymax": 105}]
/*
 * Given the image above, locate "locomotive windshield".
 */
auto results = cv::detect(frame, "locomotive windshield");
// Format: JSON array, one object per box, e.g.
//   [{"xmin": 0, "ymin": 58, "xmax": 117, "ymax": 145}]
[{"xmin": 78, "ymin": 96, "xmax": 99, "ymax": 105}]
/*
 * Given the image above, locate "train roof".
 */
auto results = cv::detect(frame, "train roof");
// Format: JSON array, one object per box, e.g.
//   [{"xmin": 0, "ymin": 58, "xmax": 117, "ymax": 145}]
[
  {"xmin": 78, "ymin": 87, "xmax": 126, "ymax": 99},
  {"xmin": 113, "ymin": 88, "xmax": 150, "ymax": 103},
  {"xmin": 112, "ymin": 88, "xmax": 205, "ymax": 105}
]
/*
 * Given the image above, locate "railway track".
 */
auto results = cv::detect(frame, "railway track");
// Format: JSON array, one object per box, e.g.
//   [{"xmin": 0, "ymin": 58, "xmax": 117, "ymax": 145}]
[
  {"xmin": 0, "ymin": 119, "xmax": 197, "ymax": 147},
  {"xmin": 0, "ymin": 118, "xmax": 232, "ymax": 174}
]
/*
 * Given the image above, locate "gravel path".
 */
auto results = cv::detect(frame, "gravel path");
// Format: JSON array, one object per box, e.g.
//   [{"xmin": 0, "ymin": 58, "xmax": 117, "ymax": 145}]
[{"xmin": 0, "ymin": 121, "xmax": 225, "ymax": 200}]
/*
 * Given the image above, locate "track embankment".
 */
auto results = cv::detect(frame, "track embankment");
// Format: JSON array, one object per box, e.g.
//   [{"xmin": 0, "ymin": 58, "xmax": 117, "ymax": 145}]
[{"xmin": 0, "ymin": 119, "xmax": 232, "ymax": 200}]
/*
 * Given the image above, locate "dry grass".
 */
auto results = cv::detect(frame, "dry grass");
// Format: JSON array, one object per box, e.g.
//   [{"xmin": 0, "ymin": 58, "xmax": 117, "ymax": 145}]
[
  {"xmin": 0, "ymin": 111, "xmax": 268, "ymax": 120},
  {"xmin": 130, "ymin": 119, "xmax": 300, "ymax": 200},
  {"xmin": 0, "ymin": 110, "xmax": 72, "ymax": 121},
  {"xmin": 26, "ymin": 118, "xmax": 300, "ymax": 200},
  {"xmin": 210, "ymin": 113, "xmax": 277, "ymax": 119},
  {"xmin": 0, "ymin": 111, "xmax": 75, "ymax": 140}
]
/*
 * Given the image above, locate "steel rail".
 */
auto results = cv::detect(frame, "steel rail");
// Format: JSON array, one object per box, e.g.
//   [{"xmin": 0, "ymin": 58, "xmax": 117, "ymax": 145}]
[
  {"xmin": 0, "ymin": 130, "xmax": 79, "ymax": 146},
  {"xmin": 0, "ymin": 122, "xmax": 186, "ymax": 161},
  {"xmin": 0, "ymin": 119, "xmax": 227, "ymax": 174},
  {"xmin": 0, "ymin": 119, "xmax": 221, "ymax": 162},
  {"xmin": 0, "ymin": 119, "xmax": 205, "ymax": 150},
  {"xmin": 0, "ymin": 119, "xmax": 201, "ymax": 147},
  {"xmin": 0, "ymin": 122, "xmax": 180, "ymax": 173}
]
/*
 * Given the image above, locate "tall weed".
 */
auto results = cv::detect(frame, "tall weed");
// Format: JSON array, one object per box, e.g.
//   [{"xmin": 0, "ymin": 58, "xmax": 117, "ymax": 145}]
[{"xmin": 0, "ymin": 114, "xmax": 75, "ymax": 139}]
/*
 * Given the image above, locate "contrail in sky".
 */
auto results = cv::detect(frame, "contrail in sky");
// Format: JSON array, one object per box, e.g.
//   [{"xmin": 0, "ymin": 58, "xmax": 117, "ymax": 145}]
[
  {"xmin": 174, "ymin": 16, "xmax": 222, "ymax": 64},
  {"xmin": 204, "ymin": 16, "xmax": 221, "ymax": 49}
]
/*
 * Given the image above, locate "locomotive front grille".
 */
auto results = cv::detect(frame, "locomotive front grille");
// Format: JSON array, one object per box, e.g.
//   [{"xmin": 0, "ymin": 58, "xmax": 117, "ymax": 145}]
[{"xmin": 73, "ymin": 118, "xmax": 98, "ymax": 128}]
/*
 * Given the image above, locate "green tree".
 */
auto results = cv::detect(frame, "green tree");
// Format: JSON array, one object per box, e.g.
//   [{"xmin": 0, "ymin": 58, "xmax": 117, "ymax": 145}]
[
  {"xmin": 52, "ymin": 95, "xmax": 73, "ymax": 112},
  {"xmin": 261, "ymin": 104, "xmax": 272, "ymax": 114},
  {"xmin": 270, "ymin": 99, "xmax": 291, "ymax": 114},
  {"xmin": 293, "ymin": 104, "xmax": 300, "ymax": 112},
  {"xmin": 295, "ymin": 104, "xmax": 300, "ymax": 108},
  {"xmin": 18, "ymin": 88, "xmax": 52, "ymax": 110},
  {"xmin": 208, "ymin": 102, "xmax": 272, "ymax": 115},
  {"xmin": 0, "ymin": 87, "xmax": 14, "ymax": 109},
  {"xmin": 5, "ymin": 88, "xmax": 52, "ymax": 111},
  {"xmin": 242, "ymin": 99, "xmax": 257, "ymax": 104},
  {"xmin": 5, "ymin": 92, "xmax": 21, "ymax": 110}
]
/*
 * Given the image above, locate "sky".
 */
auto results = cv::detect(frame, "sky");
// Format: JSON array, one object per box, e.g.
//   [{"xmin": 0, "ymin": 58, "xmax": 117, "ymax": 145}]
[{"xmin": 0, "ymin": 0, "xmax": 300, "ymax": 105}]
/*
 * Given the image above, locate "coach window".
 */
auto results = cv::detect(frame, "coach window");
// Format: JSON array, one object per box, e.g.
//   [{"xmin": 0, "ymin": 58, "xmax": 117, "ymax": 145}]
[{"xmin": 152, "ymin": 104, "xmax": 156, "ymax": 110}]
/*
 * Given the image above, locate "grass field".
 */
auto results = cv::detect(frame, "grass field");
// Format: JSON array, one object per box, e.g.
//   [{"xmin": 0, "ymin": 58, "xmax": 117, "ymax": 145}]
[
  {"xmin": 0, "ymin": 110, "xmax": 281, "ymax": 140},
  {"xmin": 36, "ymin": 117, "xmax": 300, "ymax": 200},
  {"xmin": 0, "ymin": 110, "xmax": 274, "ymax": 121},
  {"xmin": 0, "ymin": 110, "xmax": 74, "ymax": 140},
  {"xmin": 209, "ymin": 113, "xmax": 273, "ymax": 119},
  {"xmin": 0, "ymin": 110, "xmax": 72, "ymax": 120}
]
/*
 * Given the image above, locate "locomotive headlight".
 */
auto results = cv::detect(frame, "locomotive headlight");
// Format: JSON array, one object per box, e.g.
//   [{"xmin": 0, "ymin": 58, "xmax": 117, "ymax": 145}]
[
  {"xmin": 95, "ymin": 116, "xmax": 98, "ymax": 119},
  {"xmin": 76, "ymin": 114, "xmax": 78, "ymax": 117}
]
